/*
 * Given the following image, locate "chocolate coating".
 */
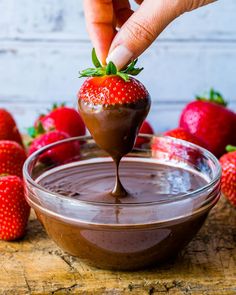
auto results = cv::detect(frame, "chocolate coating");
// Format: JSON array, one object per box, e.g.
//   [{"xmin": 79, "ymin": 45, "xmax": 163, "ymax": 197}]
[{"xmin": 78, "ymin": 97, "xmax": 151, "ymax": 196}]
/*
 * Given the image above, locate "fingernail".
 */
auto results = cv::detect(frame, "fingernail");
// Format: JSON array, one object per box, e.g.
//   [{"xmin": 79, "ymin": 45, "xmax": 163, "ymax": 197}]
[{"xmin": 106, "ymin": 45, "xmax": 133, "ymax": 70}]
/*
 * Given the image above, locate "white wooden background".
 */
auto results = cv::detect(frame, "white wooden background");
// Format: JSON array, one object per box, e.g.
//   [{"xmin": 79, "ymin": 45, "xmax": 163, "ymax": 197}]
[{"xmin": 0, "ymin": 0, "xmax": 235, "ymax": 132}]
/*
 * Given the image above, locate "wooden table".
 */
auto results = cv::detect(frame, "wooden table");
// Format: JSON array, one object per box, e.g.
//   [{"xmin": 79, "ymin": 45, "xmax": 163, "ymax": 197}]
[{"xmin": 0, "ymin": 197, "xmax": 235, "ymax": 295}]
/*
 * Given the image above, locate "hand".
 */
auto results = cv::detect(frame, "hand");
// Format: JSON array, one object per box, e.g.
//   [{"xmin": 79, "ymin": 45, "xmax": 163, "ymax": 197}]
[{"xmin": 84, "ymin": 0, "xmax": 216, "ymax": 69}]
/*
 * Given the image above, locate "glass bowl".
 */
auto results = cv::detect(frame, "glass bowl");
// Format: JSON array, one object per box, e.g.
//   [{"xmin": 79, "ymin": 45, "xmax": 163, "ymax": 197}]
[{"xmin": 23, "ymin": 135, "xmax": 221, "ymax": 270}]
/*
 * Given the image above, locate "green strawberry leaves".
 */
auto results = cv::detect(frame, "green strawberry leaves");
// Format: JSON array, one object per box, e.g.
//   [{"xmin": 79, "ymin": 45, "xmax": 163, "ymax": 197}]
[
  {"xmin": 79, "ymin": 48, "xmax": 143, "ymax": 81},
  {"xmin": 51, "ymin": 102, "xmax": 66, "ymax": 110},
  {"xmin": 122, "ymin": 59, "xmax": 143, "ymax": 76},
  {"xmin": 27, "ymin": 122, "xmax": 45, "ymax": 139},
  {"xmin": 106, "ymin": 61, "xmax": 117, "ymax": 75},
  {"xmin": 79, "ymin": 67, "xmax": 106, "ymax": 78},
  {"xmin": 92, "ymin": 48, "xmax": 102, "ymax": 68},
  {"xmin": 226, "ymin": 145, "xmax": 236, "ymax": 153},
  {"xmin": 117, "ymin": 72, "xmax": 129, "ymax": 82},
  {"xmin": 196, "ymin": 88, "xmax": 227, "ymax": 107}
]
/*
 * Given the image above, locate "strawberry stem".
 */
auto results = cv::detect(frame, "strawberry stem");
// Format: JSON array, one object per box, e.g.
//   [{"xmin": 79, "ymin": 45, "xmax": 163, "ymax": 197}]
[
  {"xmin": 196, "ymin": 88, "xmax": 227, "ymax": 107},
  {"xmin": 79, "ymin": 48, "xmax": 143, "ymax": 81},
  {"xmin": 226, "ymin": 145, "xmax": 236, "ymax": 152}
]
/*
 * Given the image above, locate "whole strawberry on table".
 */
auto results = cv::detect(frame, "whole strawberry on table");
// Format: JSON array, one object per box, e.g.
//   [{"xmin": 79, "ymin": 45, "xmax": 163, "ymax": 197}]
[
  {"xmin": 28, "ymin": 122, "xmax": 80, "ymax": 165},
  {"xmin": 0, "ymin": 142, "xmax": 29, "ymax": 240},
  {"xmin": 0, "ymin": 109, "xmax": 23, "ymax": 146},
  {"xmin": 35, "ymin": 104, "xmax": 86, "ymax": 137},
  {"xmin": 164, "ymin": 127, "xmax": 208, "ymax": 149},
  {"xmin": 179, "ymin": 89, "xmax": 236, "ymax": 157},
  {"xmin": 0, "ymin": 175, "xmax": 30, "ymax": 240},
  {"xmin": 0, "ymin": 109, "xmax": 30, "ymax": 241},
  {"xmin": 220, "ymin": 145, "xmax": 236, "ymax": 207},
  {"xmin": 0, "ymin": 140, "xmax": 26, "ymax": 178}
]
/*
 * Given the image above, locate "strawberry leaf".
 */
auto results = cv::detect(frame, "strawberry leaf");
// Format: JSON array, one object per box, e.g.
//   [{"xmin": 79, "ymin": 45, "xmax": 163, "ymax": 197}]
[
  {"xmin": 106, "ymin": 61, "xmax": 117, "ymax": 75},
  {"xmin": 37, "ymin": 121, "xmax": 45, "ymax": 135},
  {"xmin": 226, "ymin": 145, "xmax": 236, "ymax": 152},
  {"xmin": 196, "ymin": 88, "xmax": 227, "ymax": 107},
  {"xmin": 79, "ymin": 49, "xmax": 144, "ymax": 81},
  {"xmin": 122, "ymin": 59, "xmax": 143, "ymax": 76},
  {"xmin": 122, "ymin": 59, "xmax": 137, "ymax": 73},
  {"xmin": 92, "ymin": 48, "xmax": 102, "ymax": 68},
  {"xmin": 122, "ymin": 60, "xmax": 134, "ymax": 73},
  {"xmin": 79, "ymin": 68, "xmax": 105, "ymax": 77},
  {"xmin": 52, "ymin": 103, "xmax": 58, "ymax": 110},
  {"xmin": 28, "ymin": 122, "xmax": 46, "ymax": 139},
  {"xmin": 27, "ymin": 127, "xmax": 37, "ymax": 138},
  {"xmin": 127, "ymin": 67, "xmax": 144, "ymax": 76},
  {"xmin": 117, "ymin": 72, "xmax": 129, "ymax": 81}
]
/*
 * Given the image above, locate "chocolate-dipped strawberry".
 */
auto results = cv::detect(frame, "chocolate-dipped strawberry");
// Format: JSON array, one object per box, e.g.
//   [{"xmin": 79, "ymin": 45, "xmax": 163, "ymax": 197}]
[{"xmin": 78, "ymin": 50, "xmax": 151, "ymax": 197}]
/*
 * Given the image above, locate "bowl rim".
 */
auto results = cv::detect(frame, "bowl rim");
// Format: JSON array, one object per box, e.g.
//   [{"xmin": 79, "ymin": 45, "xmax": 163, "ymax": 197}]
[
  {"xmin": 23, "ymin": 134, "xmax": 222, "ymax": 208},
  {"xmin": 26, "ymin": 190, "xmax": 221, "ymax": 227}
]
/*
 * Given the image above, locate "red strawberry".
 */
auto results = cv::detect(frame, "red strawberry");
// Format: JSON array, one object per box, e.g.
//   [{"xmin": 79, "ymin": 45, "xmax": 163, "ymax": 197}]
[
  {"xmin": 0, "ymin": 109, "xmax": 23, "ymax": 146},
  {"xmin": 219, "ymin": 145, "xmax": 236, "ymax": 207},
  {"xmin": 164, "ymin": 127, "xmax": 208, "ymax": 148},
  {"xmin": 152, "ymin": 128, "xmax": 206, "ymax": 163},
  {"xmin": 0, "ymin": 175, "xmax": 30, "ymax": 240},
  {"xmin": 0, "ymin": 141, "xmax": 26, "ymax": 178},
  {"xmin": 36, "ymin": 104, "xmax": 86, "ymax": 137},
  {"xmin": 135, "ymin": 120, "xmax": 154, "ymax": 147},
  {"xmin": 79, "ymin": 75, "xmax": 149, "ymax": 105},
  {"xmin": 28, "ymin": 125, "xmax": 80, "ymax": 164},
  {"xmin": 179, "ymin": 89, "xmax": 236, "ymax": 157},
  {"xmin": 78, "ymin": 49, "xmax": 151, "ymax": 159}
]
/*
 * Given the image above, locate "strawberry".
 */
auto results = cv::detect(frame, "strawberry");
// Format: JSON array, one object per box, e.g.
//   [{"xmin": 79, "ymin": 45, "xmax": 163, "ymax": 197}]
[
  {"xmin": 135, "ymin": 120, "xmax": 154, "ymax": 147},
  {"xmin": 0, "ymin": 109, "xmax": 23, "ymax": 146},
  {"xmin": 152, "ymin": 128, "xmax": 206, "ymax": 163},
  {"xmin": 35, "ymin": 104, "xmax": 86, "ymax": 137},
  {"xmin": 179, "ymin": 89, "xmax": 236, "ymax": 157},
  {"xmin": 0, "ymin": 175, "xmax": 30, "ymax": 240},
  {"xmin": 78, "ymin": 49, "xmax": 151, "ymax": 159},
  {"xmin": 79, "ymin": 75, "xmax": 149, "ymax": 105},
  {"xmin": 0, "ymin": 141, "xmax": 26, "ymax": 178},
  {"xmin": 219, "ymin": 145, "xmax": 236, "ymax": 207},
  {"xmin": 164, "ymin": 127, "xmax": 208, "ymax": 148},
  {"xmin": 28, "ymin": 124, "xmax": 80, "ymax": 164}
]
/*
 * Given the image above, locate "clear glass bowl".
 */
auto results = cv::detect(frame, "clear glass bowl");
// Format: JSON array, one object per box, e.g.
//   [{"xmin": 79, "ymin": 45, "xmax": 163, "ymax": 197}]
[{"xmin": 23, "ymin": 135, "xmax": 221, "ymax": 270}]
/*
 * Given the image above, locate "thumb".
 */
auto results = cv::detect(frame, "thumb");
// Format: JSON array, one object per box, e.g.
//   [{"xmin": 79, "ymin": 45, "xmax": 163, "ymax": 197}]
[{"xmin": 106, "ymin": 0, "xmax": 186, "ymax": 69}]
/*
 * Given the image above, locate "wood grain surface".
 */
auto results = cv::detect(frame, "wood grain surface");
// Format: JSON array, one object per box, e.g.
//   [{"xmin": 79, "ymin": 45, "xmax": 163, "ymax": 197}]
[{"xmin": 0, "ymin": 197, "xmax": 235, "ymax": 295}]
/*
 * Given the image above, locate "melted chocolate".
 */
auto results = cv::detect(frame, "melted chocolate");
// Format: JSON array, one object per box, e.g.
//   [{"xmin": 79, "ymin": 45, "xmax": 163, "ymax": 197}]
[
  {"xmin": 36, "ymin": 159, "xmax": 211, "ymax": 270},
  {"xmin": 78, "ymin": 98, "xmax": 151, "ymax": 196},
  {"xmin": 39, "ymin": 159, "xmax": 207, "ymax": 204}
]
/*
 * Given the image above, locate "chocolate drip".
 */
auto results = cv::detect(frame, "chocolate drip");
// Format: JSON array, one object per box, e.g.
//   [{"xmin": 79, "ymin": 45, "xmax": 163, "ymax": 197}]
[
  {"xmin": 112, "ymin": 156, "xmax": 127, "ymax": 197},
  {"xmin": 78, "ymin": 98, "xmax": 151, "ymax": 198}
]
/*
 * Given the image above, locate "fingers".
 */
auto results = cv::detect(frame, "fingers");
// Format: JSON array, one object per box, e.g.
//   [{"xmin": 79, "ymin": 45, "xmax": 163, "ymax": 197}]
[
  {"xmin": 84, "ymin": 0, "xmax": 216, "ymax": 67},
  {"xmin": 185, "ymin": 0, "xmax": 216, "ymax": 11},
  {"xmin": 83, "ymin": 0, "xmax": 116, "ymax": 64},
  {"xmin": 107, "ymin": 0, "xmax": 183, "ymax": 69},
  {"xmin": 106, "ymin": 0, "xmax": 216, "ymax": 70},
  {"xmin": 113, "ymin": 0, "xmax": 133, "ymax": 28}
]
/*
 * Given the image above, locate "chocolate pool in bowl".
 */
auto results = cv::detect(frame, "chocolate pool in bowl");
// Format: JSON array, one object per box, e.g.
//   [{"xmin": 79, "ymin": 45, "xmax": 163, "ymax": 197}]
[{"xmin": 23, "ymin": 135, "xmax": 221, "ymax": 270}]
